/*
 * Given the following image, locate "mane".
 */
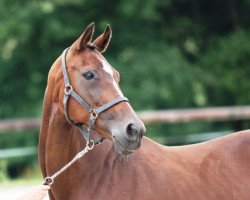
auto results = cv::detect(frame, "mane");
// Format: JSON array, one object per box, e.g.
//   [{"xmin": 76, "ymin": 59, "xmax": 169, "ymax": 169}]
[{"xmin": 86, "ymin": 44, "xmax": 97, "ymax": 50}]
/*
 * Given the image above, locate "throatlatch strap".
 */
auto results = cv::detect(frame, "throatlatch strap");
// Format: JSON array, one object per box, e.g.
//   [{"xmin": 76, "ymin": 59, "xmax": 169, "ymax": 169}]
[
  {"xmin": 62, "ymin": 48, "xmax": 71, "ymax": 87},
  {"xmin": 63, "ymin": 93, "xmax": 75, "ymax": 126}
]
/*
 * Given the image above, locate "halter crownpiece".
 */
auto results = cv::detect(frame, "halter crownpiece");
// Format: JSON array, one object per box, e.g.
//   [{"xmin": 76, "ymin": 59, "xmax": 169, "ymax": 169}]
[{"xmin": 61, "ymin": 47, "xmax": 128, "ymax": 144}]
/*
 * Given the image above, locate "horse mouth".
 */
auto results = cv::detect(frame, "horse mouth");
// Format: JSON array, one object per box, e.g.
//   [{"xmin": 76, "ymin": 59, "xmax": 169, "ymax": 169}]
[{"xmin": 112, "ymin": 136, "xmax": 134, "ymax": 155}]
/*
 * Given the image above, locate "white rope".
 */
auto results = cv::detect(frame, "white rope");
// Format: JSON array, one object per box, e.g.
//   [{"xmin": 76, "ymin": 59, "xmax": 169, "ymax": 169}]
[
  {"xmin": 44, "ymin": 140, "xmax": 95, "ymax": 186},
  {"xmin": 15, "ymin": 140, "xmax": 95, "ymax": 200}
]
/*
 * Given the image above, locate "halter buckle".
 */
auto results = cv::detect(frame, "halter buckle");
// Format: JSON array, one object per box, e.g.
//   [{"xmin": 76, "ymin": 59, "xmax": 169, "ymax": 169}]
[
  {"xmin": 90, "ymin": 109, "xmax": 98, "ymax": 119},
  {"xmin": 64, "ymin": 85, "xmax": 73, "ymax": 95}
]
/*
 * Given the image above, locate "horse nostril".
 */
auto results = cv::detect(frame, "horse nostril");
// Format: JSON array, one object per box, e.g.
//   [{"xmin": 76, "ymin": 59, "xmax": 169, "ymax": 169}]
[{"xmin": 126, "ymin": 123, "xmax": 139, "ymax": 137}]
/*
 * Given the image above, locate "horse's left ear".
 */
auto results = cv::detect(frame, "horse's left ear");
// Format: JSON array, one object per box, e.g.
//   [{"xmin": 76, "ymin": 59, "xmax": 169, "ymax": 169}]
[
  {"xmin": 71, "ymin": 22, "xmax": 95, "ymax": 51},
  {"xmin": 93, "ymin": 24, "xmax": 112, "ymax": 53}
]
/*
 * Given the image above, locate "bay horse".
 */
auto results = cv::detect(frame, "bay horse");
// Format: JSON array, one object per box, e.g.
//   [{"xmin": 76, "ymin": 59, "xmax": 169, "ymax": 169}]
[{"xmin": 39, "ymin": 23, "xmax": 250, "ymax": 200}]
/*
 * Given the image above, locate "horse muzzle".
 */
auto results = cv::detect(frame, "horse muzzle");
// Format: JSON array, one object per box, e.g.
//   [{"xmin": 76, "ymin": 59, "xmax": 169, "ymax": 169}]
[{"xmin": 111, "ymin": 121, "xmax": 146, "ymax": 155}]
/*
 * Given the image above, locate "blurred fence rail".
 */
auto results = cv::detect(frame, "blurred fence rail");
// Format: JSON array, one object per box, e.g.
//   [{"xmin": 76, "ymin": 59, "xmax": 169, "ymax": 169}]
[
  {"xmin": 1, "ymin": 106, "xmax": 250, "ymax": 132},
  {"xmin": 0, "ymin": 118, "xmax": 40, "ymax": 132},
  {"xmin": 1, "ymin": 105, "xmax": 250, "ymax": 158},
  {"xmin": 138, "ymin": 106, "xmax": 250, "ymax": 124}
]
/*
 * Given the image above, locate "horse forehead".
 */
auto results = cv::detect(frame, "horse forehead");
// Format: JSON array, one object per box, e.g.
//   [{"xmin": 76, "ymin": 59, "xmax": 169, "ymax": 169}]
[
  {"xmin": 90, "ymin": 52, "xmax": 114, "ymax": 76},
  {"xmin": 101, "ymin": 58, "xmax": 113, "ymax": 76},
  {"xmin": 72, "ymin": 50, "xmax": 114, "ymax": 76}
]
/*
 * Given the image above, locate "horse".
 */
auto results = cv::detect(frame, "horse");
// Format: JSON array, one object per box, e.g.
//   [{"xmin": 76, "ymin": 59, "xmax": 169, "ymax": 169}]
[{"xmin": 39, "ymin": 23, "xmax": 250, "ymax": 200}]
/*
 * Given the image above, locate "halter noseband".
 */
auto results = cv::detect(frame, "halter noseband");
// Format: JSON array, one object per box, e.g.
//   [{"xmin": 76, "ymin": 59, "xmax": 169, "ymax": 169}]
[{"xmin": 61, "ymin": 47, "xmax": 128, "ymax": 145}]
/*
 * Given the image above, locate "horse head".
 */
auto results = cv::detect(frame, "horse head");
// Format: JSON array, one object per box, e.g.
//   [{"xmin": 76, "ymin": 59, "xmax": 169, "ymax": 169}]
[{"xmin": 53, "ymin": 23, "xmax": 145, "ymax": 155}]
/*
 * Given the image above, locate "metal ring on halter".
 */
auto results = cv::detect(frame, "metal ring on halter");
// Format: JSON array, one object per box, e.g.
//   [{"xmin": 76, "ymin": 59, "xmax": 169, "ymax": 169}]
[
  {"xmin": 90, "ymin": 109, "xmax": 98, "ymax": 119},
  {"xmin": 44, "ymin": 176, "xmax": 54, "ymax": 186},
  {"xmin": 64, "ymin": 85, "xmax": 73, "ymax": 95},
  {"xmin": 87, "ymin": 140, "xmax": 95, "ymax": 150}
]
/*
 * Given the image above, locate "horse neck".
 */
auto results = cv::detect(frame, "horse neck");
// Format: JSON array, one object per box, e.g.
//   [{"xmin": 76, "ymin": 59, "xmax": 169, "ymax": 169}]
[
  {"xmin": 39, "ymin": 60, "xmax": 84, "ymax": 157},
  {"xmin": 39, "ymin": 82, "xmax": 114, "ymax": 179}
]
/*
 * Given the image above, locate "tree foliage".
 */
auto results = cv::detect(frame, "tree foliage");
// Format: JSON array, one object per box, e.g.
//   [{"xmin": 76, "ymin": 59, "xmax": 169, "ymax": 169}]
[
  {"xmin": 0, "ymin": 0, "xmax": 250, "ymax": 130},
  {"xmin": 2, "ymin": 0, "xmax": 250, "ymax": 180}
]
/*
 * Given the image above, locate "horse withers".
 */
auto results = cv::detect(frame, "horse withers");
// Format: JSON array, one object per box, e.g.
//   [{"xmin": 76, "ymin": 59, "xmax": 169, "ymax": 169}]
[{"xmin": 39, "ymin": 23, "xmax": 250, "ymax": 200}]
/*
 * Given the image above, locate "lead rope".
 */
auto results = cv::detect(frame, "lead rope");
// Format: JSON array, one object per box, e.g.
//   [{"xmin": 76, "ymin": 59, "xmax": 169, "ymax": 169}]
[
  {"xmin": 43, "ymin": 140, "xmax": 95, "ymax": 186},
  {"xmin": 15, "ymin": 141, "xmax": 95, "ymax": 200}
]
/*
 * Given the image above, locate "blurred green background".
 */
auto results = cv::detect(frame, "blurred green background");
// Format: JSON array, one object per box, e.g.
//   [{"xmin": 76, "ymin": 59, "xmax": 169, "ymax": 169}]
[{"xmin": 1, "ymin": 0, "xmax": 250, "ymax": 182}]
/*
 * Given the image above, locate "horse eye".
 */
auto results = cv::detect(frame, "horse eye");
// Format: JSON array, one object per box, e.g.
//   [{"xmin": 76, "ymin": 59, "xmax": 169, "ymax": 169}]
[{"xmin": 82, "ymin": 71, "xmax": 95, "ymax": 80}]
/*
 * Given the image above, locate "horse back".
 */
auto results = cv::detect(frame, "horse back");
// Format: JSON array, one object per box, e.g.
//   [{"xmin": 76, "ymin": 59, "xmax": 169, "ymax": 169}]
[{"xmin": 141, "ymin": 130, "xmax": 250, "ymax": 200}]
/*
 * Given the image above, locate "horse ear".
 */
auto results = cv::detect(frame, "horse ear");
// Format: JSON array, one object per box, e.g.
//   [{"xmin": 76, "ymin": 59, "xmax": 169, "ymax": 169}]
[
  {"xmin": 93, "ymin": 24, "xmax": 112, "ymax": 53},
  {"xmin": 71, "ymin": 22, "xmax": 95, "ymax": 51}
]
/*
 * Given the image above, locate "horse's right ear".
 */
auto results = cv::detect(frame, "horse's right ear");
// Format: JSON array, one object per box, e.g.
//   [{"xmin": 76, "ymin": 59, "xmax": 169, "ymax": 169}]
[{"xmin": 71, "ymin": 22, "xmax": 95, "ymax": 51}]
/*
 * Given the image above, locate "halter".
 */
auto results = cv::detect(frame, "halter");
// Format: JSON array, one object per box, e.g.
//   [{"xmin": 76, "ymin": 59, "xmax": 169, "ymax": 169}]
[
  {"xmin": 62, "ymin": 47, "xmax": 128, "ymax": 144},
  {"xmin": 44, "ymin": 47, "xmax": 128, "ymax": 186}
]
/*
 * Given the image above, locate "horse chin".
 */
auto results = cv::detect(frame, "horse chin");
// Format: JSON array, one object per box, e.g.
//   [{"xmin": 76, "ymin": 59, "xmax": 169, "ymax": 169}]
[{"xmin": 112, "ymin": 136, "xmax": 135, "ymax": 155}]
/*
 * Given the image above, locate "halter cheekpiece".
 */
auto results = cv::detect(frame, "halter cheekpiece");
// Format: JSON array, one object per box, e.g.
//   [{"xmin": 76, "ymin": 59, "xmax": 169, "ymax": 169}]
[{"xmin": 61, "ymin": 47, "xmax": 128, "ymax": 144}]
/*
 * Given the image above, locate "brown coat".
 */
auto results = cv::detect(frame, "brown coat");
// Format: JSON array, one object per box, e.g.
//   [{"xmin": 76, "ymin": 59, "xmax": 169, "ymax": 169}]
[{"xmin": 39, "ymin": 23, "xmax": 250, "ymax": 200}]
